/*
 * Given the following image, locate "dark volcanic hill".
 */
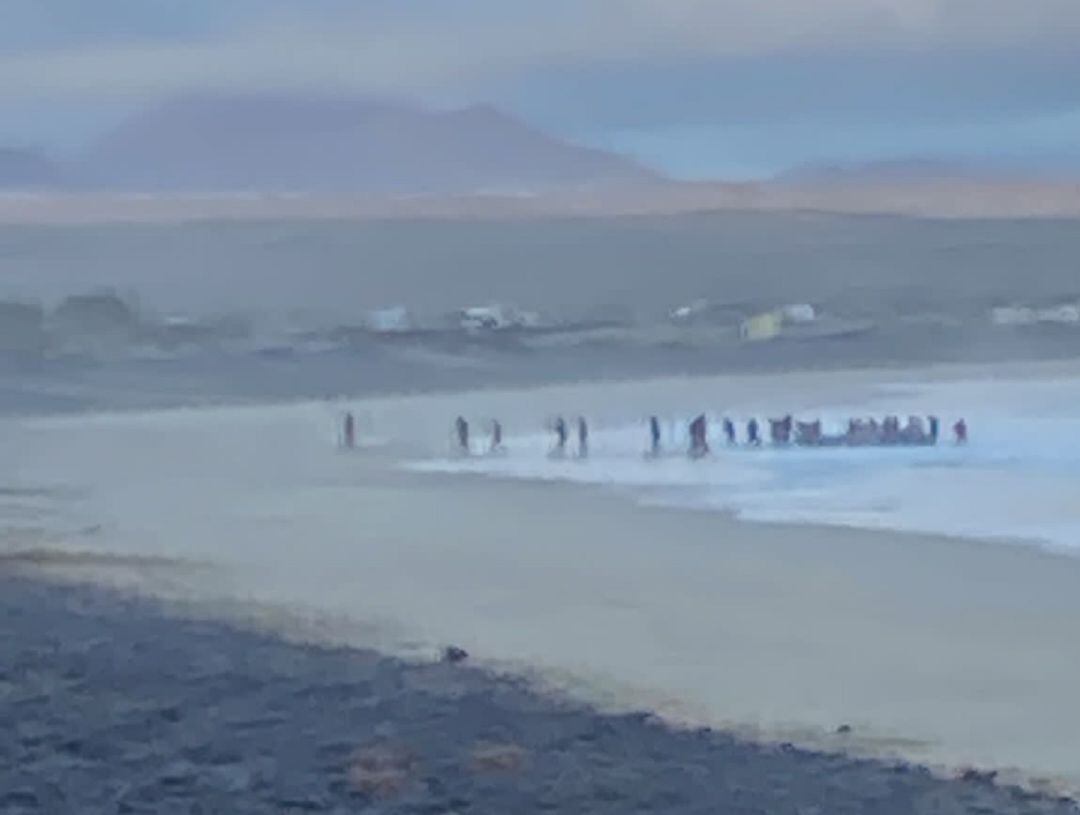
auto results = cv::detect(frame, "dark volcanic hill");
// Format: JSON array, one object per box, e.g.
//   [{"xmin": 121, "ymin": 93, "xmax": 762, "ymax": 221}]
[{"xmin": 79, "ymin": 95, "xmax": 657, "ymax": 194}]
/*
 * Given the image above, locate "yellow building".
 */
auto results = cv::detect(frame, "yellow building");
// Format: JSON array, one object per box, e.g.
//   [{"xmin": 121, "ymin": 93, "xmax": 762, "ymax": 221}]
[{"xmin": 739, "ymin": 310, "xmax": 783, "ymax": 342}]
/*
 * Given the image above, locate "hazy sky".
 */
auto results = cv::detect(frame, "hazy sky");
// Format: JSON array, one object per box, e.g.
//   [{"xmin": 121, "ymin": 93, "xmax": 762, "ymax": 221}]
[{"xmin": 3, "ymin": 0, "xmax": 1080, "ymax": 177}]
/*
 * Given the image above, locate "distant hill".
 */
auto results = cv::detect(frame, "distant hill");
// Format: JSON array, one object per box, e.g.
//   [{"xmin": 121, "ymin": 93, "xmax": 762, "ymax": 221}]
[
  {"xmin": 775, "ymin": 157, "xmax": 998, "ymax": 185},
  {"xmin": 78, "ymin": 95, "xmax": 657, "ymax": 194},
  {"xmin": 0, "ymin": 148, "xmax": 63, "ymax": 188}
]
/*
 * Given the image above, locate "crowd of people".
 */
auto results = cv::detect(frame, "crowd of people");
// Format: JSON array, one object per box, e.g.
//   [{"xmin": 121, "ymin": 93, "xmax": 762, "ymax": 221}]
[
  {"xmin": 340, "ymin": 411, "xmax": 968, "ymax": 456},
  {"xmin": 662, "ymin": 413, "xmax": 967, "ymax": 455}
]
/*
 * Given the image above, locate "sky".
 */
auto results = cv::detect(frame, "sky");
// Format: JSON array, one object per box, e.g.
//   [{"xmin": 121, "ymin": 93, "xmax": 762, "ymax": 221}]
[{"xmin": 3, "ymin": 0, "xmax": 1080, "ymax": 178}]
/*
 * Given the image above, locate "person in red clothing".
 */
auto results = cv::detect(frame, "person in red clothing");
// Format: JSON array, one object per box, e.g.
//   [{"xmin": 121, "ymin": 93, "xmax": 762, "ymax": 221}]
[{"xmin": 953, "ymin": 418, "xmax": 968, "ymax": 444}]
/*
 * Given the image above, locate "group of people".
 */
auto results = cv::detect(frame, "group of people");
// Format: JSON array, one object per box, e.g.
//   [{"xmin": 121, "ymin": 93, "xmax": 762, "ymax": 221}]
[
  {"xmin": 451, "ymin": 415, "xmax": 589, "ymax": 457},
  {"xmin": 453, "ymin": 416, "xmax": 504, "ymax": 455},
  {"xmin": 650, "ymin": 414, "xmax": 755, "ymax": 458},
  {"xmin": 343, "ymin": 410, "xmax": 968, "ymax": 457},
  {"xmin": 550, "ymin": 416, "xmax": 589, "ymax": 458},
  {"xmin": 645, "ymin": 413, "xmax": 968, "ymax": 456}
]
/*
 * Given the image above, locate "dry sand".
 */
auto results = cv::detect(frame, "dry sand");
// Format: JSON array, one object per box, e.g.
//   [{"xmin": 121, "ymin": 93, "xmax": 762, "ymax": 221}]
[{"xmin": 4, "ymin": 180, "xmax": 1080, "ymax": 224}]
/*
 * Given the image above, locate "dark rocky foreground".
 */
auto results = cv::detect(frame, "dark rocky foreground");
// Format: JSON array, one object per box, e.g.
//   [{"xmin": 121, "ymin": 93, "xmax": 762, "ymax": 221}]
[{"xmin": 1, "ymin": 577, "xmax": 1076, "ymax": 815}]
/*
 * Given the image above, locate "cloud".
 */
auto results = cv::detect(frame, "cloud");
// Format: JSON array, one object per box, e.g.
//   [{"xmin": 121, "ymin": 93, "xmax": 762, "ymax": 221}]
[
  {"xmin": 3, "ymin": 0, "xmax": 1079, "ymax": 170},
  {"xmin": 2, "ymin": 0, "xmax": 1079, "ymax": 102}
]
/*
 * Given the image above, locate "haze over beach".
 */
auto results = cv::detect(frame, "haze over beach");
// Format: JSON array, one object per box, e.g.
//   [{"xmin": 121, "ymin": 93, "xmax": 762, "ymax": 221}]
[{"xmin": 6, "ymin": 2, "xmax": 1080, "ymax": 812}]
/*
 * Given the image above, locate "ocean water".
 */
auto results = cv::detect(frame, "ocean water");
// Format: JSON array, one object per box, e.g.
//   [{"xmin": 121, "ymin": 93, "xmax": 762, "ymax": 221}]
[{"xmin": 411, "ymin": 375, "xmax": 1080, "ymax": 552}]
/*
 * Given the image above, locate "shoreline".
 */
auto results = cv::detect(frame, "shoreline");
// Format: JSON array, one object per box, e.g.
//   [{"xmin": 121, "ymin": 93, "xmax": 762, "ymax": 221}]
[
  {"xmin": 11, "ymin": 449, "xmax": 1080, "ymax": 790},
  {"xmin": 5, "ymin": 182, "xmax": 1080, "ymax": 223},
  {"xmin": 8, "ymin": 362, "xmax": 1080, "ymax": 796},
  {"xmin": 3, "ymin": 571, "xmax": 1077, "ymax": 813},
  {"xmin": 11, "ymin": 354, "xmax": 1080, "ymax": 425}
]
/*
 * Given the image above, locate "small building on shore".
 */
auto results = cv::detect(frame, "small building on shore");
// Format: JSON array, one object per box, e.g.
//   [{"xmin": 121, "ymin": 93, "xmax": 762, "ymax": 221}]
[
  {"xmin": 366, "ymin": 306, "xmax": 413, "ymax": 334},
  {"xmin": 458, "ymin": 304, "xmax": 539, "ymax": 332},
  {"xmin": 739, "ymin": 310, "xmax": 784, "ymax": 342},
  {"xmin": 991, "ymin": 302, "xmax": 1080, "ymax": 326}
]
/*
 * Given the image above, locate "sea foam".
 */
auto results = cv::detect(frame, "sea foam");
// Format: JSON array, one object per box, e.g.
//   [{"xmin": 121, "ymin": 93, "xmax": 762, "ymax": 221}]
[{"xmin": 410, "ymin": 376, "xmax": 1080, "ymax": 551}]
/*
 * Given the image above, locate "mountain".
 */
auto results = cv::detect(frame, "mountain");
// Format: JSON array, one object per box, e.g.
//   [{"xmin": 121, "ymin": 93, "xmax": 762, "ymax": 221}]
[
  {"xmin": 775, "ymin": 157, "xmax": 998, "ymax": 185},
  {"xmin": 0, "ymin": 148, "xmax": 63, "ymax": 188},
  {"xmin": 78, "ymin": 95, "xmax": 658, "ymax": 194}
]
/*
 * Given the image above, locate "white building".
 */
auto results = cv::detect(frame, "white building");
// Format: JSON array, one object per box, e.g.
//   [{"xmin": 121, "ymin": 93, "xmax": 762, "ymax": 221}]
[
  {"xmin": 366, "ymin": 306, "xmax": 412, "ymax": 333},
  {"xmin": 458, "ymin": 304, "xmax": 538, "ymax": 331}
]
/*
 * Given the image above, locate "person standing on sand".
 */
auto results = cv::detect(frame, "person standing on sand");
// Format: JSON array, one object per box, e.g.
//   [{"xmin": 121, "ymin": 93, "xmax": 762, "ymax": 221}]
[
  {"xmin": 928, "ymin": 415, "xmax": 939, "ymax": 443},
  {"xmin": 343, "ymin": 412, "xmax": 355, "ymax": 450},
  {"xmin": 577, "ymin": 417, "xmax": 589, "ymax": 458},
  {"xmin": 490, "ymin": 419, "xmax": 503, "ymax": 453}
]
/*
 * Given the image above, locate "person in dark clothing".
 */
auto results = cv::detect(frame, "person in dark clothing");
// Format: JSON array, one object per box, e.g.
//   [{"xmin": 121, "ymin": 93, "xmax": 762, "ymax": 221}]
[
  {"xmin": 553, "ymin": 417, "xmax": 568, "ymax": 454},
  {"xmin": 490, "ymin": 419, "xmax": 503, "ymax": 452},
  {"xmin": 953, "ymin": 418, "xmax": 968, "ymax": 445},
  {"xmin": 343, "ymin": 412, "xmax": 355, "ymax": 450},
  {"xmin": 649, "ymin": 415, "xmax": 662, "ymax": 456},
  {"xmin": 722, "ymin": 417, "xmax": 736, "ymax": 445},
  {"xmin": 882, "ymin": 416, "xmax": 900, "ymax": 444},
  {"xmin": 688, "ymin": 414, "xmax": 709, "ymax": 458},
  {"xmin": 747, "ymin": 418, "xmax": 761, "ymax": 446},
  {"xmin": 928, "ymin": 415, "xmax": 939, "ymax": 443},
  {"xmin": 577, "ymin": 417, "xmax": 589, "ymax": 458},
  {"xmin": 455, "ymin": 416, "xmax": 470, "ymax": 454}
]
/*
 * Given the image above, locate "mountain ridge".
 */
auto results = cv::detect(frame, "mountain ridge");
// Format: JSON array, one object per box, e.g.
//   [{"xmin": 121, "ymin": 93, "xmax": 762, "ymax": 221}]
[{"xmin": 73, "ymin": 94, "xmax": 658, "ymax": 194}]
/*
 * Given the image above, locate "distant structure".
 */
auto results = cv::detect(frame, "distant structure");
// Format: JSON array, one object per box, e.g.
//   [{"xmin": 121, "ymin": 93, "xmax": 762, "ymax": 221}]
[
  {"xmin": 458, "ymin": 304, "xmax": 539, "ymax": 333},
  {"xmin": 737, "ymin": 303, "xmax": 872, "ymax": 344},
  {"xmin": 739, "ymin": 311, "xmax": 784, "ymax": 342},
  {"xmin": 991, "ymin": 303, "xmax": 1080, "ymax": 326},
  {"xmin": 366, "ymin": 306, "xmax": 413, "ymax": 334},
  {"xmin": 780, "ymin": 303, "xmax": 817, "ymax": 324},
  {"xmin": 149, "ymin": 312, "xmax": 252, "ymax": 352},
  {"xmin": 739, "ymin": 303, "xmax": 817, "ymax": 341},
  {"xmin": 50, "ymin": 290, "xmax": 140, "ymax": 354},
  {"xmin": 669, "ymin": 299, "xmax": 711, "ymax": 324}
]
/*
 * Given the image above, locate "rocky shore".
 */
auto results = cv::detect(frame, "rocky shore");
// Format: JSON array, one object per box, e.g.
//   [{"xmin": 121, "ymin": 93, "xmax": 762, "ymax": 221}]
[{"xmin": 2, "ymin": 576, "xmax": 1076, "ymax": 814}]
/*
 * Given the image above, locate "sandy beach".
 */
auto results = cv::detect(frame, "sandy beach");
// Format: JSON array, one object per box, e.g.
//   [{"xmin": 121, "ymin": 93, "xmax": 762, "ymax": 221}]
[
  {"xmin": 8, "ymin": 577, "xmax": 1077, "ymax": 814},
  {"xmin": 10, "ymin": 4, "xmax": 1080, "ymax": 810},
  {"xmin": 6, "ymin": 361, "xmax": 1080, "ymax": 797}
]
